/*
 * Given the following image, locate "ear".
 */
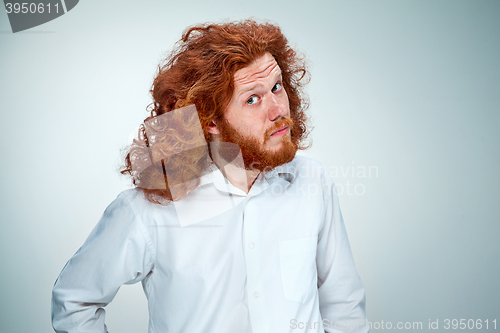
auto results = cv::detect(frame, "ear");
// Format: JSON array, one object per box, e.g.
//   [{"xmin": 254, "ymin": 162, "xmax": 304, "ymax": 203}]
[{"xmin": 207, "ymin": 120, "xmax": 220, "ymax": 135}]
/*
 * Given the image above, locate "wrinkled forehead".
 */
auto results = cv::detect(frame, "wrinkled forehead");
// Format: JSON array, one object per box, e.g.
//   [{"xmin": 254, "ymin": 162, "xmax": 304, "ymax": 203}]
[{"xmin": 233, "ymin": 52, "xmax": 282, "ymax": 87}]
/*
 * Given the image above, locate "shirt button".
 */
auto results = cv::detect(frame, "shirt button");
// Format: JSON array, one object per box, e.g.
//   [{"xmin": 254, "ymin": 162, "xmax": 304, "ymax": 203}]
[
  {"xmin": 249, "ymin": 242, "xmax": 255, "ymax": 249},
  {"xmin": 253, "ymin": 292, "xmax": 259, "ymax": 298}
]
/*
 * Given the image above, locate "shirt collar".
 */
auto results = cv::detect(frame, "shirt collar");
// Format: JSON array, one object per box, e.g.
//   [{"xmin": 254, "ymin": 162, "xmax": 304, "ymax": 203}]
[
  {"xmin": 263, "ymin": 161, "xmax": 296, "ymax": 184},
  {"xmin": 197, "ymin": 160, "xmax": 297, "ymax": 196}
]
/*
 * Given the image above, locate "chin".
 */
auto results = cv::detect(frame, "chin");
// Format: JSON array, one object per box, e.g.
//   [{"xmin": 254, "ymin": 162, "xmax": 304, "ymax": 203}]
[
  {"xmin": 264, "ymin": 143, "xmax": 286, "ymax": 152},
  {"xmin": 247, "ymin": 139, "xmax": 297, "ymax": 172},
  {"xmin": 266, "ymin": 134, "xmax": 292, "ymax": 149}
]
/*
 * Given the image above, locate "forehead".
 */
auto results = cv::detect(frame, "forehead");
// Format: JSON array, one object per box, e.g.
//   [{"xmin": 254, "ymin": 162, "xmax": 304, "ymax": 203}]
[{"xmin": 233, "ymin": 52, "xmax": 281, "ymax": 87}]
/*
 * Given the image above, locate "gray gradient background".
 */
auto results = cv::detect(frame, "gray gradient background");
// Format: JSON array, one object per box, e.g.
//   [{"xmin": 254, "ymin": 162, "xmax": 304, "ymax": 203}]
[{"xmin": 1, "ymin": 0, "xmax": 499, "ymax": 332}]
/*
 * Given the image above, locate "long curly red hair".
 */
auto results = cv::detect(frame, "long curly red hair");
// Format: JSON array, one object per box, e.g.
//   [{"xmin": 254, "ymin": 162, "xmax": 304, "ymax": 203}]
[{"xmin": 121, "ymin": 19, "xmax": 310, "ymax": 204}]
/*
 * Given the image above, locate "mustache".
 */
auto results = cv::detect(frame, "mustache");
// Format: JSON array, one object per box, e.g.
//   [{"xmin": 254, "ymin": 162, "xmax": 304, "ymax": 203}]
[{"xmin": 265, "ymin": 117, "xmax": 294, "ymax": 138}]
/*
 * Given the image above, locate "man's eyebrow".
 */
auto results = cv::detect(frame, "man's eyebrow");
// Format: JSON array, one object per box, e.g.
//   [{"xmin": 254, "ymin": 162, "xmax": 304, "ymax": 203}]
[
  {"xmin": 236, "ymin": 72, "xmax": 283, "ymax": 97},
  {"xmin": 238, "ymin": 83, "xmax": 264, "ymax": 96}
]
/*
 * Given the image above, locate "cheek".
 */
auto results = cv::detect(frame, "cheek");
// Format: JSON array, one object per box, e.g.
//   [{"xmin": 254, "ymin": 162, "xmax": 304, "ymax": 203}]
[
  {"xmin": 225, "ymin": 104, "xmax": 270, "ymax": 137},
  {"xmin": 229, "ymin": 117, "xmax": 260, "ymax": 138},
  {"xmin": 242, "ymin": 112, "xmax": 267, "ymax": 131}
]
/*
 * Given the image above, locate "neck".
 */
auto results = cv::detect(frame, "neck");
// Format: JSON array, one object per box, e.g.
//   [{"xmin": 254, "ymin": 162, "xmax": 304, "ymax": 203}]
[
  {"xmin": 220, "ymin": 160, "xmax": 260, "ymax": 194},
  {"xmin": 209, "ymin": 138, "xmax": 260, "ymax": 194}
]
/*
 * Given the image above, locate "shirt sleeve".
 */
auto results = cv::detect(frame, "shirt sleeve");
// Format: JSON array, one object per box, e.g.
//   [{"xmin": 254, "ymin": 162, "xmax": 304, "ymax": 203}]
[
  {"xmin": 51, "ymin": 192, "xmax": 155, "ymax": 333},
  {"xmin": 316, "ymin": 182, "xmax": 368, "ymax": 333}
]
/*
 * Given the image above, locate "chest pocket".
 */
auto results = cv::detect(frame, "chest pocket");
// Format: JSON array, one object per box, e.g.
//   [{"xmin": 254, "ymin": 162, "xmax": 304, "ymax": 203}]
[{"xmin": 279, "ymin": 236, "xmax": 318, "ymax": 303}]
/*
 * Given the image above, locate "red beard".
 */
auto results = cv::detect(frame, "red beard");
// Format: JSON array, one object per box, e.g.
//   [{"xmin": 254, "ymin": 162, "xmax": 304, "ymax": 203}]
[{"xmin": 216, "ymin": 117, "xmax": 297, "ymax": 172}]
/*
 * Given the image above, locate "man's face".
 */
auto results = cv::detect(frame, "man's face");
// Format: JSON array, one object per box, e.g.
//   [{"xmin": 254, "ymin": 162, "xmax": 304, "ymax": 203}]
[{"xmin": 212, "ymin": 52, "xmax": 297, "ymax": 171}]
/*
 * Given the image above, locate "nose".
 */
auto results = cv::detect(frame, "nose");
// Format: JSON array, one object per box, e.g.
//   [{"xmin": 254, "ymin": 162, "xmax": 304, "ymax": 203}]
[{"xmin": 267, "ymin": 93, "xmax": 288, "ymax": 122}]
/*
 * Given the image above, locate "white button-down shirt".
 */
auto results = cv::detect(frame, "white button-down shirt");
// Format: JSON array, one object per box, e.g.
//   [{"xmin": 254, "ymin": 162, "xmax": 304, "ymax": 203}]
[{"xmin": 52, "ymin": 156, "xmax": 368, "ymax": 333}]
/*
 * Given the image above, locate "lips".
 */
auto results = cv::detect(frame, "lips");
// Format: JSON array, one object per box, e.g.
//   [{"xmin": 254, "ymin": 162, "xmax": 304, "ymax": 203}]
[
  {"xmin": 265, "ymin": 117, "xmax": 294, "ymax": 139},
  {"xmin": 270, "ymin": 125, "xmax": 289, "ymax": 136}
]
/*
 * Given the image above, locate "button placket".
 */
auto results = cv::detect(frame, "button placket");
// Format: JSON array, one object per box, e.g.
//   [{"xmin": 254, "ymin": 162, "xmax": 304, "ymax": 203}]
[{"xmin": 242, "ymin": 200, "xmax": 270, "ymax": 333}]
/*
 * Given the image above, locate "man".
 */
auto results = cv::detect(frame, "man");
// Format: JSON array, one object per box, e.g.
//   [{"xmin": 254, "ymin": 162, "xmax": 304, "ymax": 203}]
[{"xmin": 52, "ymin": 20, "xmax": 368, "ymax": 333}]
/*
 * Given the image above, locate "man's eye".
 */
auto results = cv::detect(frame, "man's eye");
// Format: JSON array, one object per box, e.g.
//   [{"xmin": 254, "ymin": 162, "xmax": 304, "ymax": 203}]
[
  {"xmin": 272, "ymin": 82, "xmax": 282, "ymax": 92},
  {"xmin": 247, "ymin": 96, "xmax": 258, "ymax": 105}
]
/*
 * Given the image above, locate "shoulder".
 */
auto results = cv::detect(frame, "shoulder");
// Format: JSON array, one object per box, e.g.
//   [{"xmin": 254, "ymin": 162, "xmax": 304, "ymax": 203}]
[
  {"xmin": 95, "ymin": 189, "xmax": 149, "ymax": 227},
  {"xmin": 96, "ymin": 189, "xmax": 158, "ymax": 243},
  {"xmin": 112, "ymin": 188, "xmax": 173, "ymax": 225},
  {"xmin": 116, "ymin": 188, "xmax": 142, "ymax": 205},
  {"xmin": 95, "ymin": 189, "xmax": 144, "ymax": 226},
  {"xmin": 116, "ymin": 188, "xmax": 167, "ymax": 208}
]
